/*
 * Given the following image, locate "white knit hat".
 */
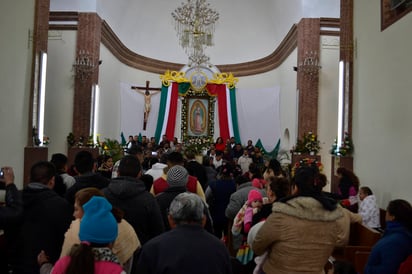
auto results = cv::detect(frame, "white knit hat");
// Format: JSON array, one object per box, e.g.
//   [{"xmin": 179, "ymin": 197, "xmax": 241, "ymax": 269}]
[{"xmin": 167, "ymin": 165, "xmax": 189, "ymax": 187}]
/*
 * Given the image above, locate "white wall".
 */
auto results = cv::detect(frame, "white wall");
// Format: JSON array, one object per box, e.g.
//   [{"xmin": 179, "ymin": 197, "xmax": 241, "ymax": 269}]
[
  {"xmin": 353, "ymin": 1, "xmax": 412, "ymax": 207},
  {"xmin": 0, "ymin": 1, "xmax": 35, "ymax": 188},
  {"xmin": 44, "ymin": 31, "xmax": 76, "ymax": 158}
]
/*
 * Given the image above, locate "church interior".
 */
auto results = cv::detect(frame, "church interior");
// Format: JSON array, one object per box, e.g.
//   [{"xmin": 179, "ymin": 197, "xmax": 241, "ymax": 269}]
[{"xmin": 1, "ymin": 0, "xmax": 412, "ymax": 210}]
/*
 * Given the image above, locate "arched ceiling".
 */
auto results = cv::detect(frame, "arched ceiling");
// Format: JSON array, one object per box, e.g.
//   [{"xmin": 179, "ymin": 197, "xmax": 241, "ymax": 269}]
[{"xmin": 50, "ymin": 0, "xmax": 340, "ymax": 66}]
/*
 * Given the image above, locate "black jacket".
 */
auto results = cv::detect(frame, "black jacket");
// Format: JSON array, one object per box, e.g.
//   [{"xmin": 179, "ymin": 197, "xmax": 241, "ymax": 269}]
[
  {"xmin": 9, "ymin": 183, "xmax": 72, "ymax": 274},
  {"xmin": 103, "ymin": 176, "xmax": 165, "ymax": 244}
]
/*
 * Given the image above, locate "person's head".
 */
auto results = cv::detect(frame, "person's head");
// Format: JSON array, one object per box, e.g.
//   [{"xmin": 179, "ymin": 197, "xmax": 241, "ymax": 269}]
[
  {"xmin": 30, "ymin": 161, "xmax": 56, "ymax": 188},
  {"xmin": 336, "ymin": 167, "xmax": 359, "ymax": 188},
  {"xmin": 167, "ymin": 165, "xmax": 189, "ymax": 187},
  {"xmin": 235, "ymin": 175, "xmax": 250, "ymax": 187},
  {"xmin": 230, "ymin": 137, "xmax": 236, "ymax": 144},
  {"xmin": 386, "ymin": 199, "xmax": 412, "ymax": 231},
  {"xmin": 243, "ymin": 149, "xmax": 249, "ymax": 156},
  {"xmin": 133, "ymin": 135, "xmax": 138, "ymax": 142},
  {"xmin": 215, "ymin": 150, "xmax": 223, "ymax": 160},
  {"xmin": 79, "ymin": 196, "xmax": 118, "ymax": 244},
  {"xmin": 217, "ymin": 161, "xmax": 234, "ymax": 179},
  {"xmin": 74, "ymin": 187, "xmax": 105, "ymax": 219},
  {"xmin": 74, "ymin": 187, "xmax": 123, "ymax": 222},
  {"xmin": 126, "ymin": 145, "xmax": 144, "ymax": 163},
  {"xmin": 247, "ymin": 189, "xmax": 263, "ymax": 208},
  {"xmin": 291, "ymin": 165, "xmax": 322, "ymax": 196},
  {"xmin": 118, "ymin": 155, "xmax": 142, "ymax": 178},
  {"xmin": 140, "ymin": 174, "xmax": 154, "ymax": 191},
  {"xmin": 216, "ymin": 137, "xmax": 223, "ymax": 144},
  {"xmin": 247, "ymin": 140, "xmax": 253, "ymax": 146},
  {"xmin": 265, "ymin": 176, "xmax": 290, "ymax": 202},
  {"xmin": 248, "ymin": 162, "xmax": 262, "ymax": 179},
  {"xmin": 50, "ymin": 153, "xmax": 69, "ymax": 172},
  {"xmin": 168, "ymin": 192, "xmax": 205, "ymax": 227},
  {"xmin": 167, "ymin": 151, "xmax": 184, "ymax": 166},
  {"xmin": 74, "ymin": 150, "xmax": 95, "ymax": 174},
  {"xmin": 184, "ymin": 149, "xmax": 196, "ymax": 160},
  {"xmin": 264, "ymin": 158, "xmax": 283, "ymax": 178},
  {"xmin": 359, "ymin": 186, "xmax": 373, "ymax": 201},
  {"xmin": 128, "ymin": 135, "xmax": 133, "ymax": 141},
  {"xmin": 100, "ymin": 155, "xmax": 113, "ymax": 168}
]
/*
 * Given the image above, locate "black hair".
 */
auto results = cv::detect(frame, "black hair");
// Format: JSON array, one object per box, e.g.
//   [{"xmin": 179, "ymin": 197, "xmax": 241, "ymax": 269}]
[
  {"xmin": 30, "ymin": 161, "xmax": 56, "ymax": 184},
  {"xmin": 387, "ymin": 199, "xmax": 412, "ymax": 231},
  {"xmin": 267, "ymin": 176, "xmax": 290, "ymax": 200},
  {"xmin": 118, "ymin": 155, "xmax": 141, "ymax": 178},
  {"xmin": 74, "ymin": 151, "xmax": 95, "ymax": 174},
  {"xmin": 167, "ymin": 151, "xmax": 184, "ymax": 165},
  {"xmin": 266, "ymin": 158, "xmax": 284, "ymax": 176},
  {"xmin": 286, "ymin": 166, "xmax": 337, "ymax": 211},
  {"xmin": 50, "ymin": 153, "xmax": 68, "ymax": 172}
]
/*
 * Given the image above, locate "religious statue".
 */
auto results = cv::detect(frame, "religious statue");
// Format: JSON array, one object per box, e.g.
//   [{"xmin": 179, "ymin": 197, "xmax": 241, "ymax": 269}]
[{"xmin": 132, "ymin": 80, "xmax": 161, "ymax": 130}]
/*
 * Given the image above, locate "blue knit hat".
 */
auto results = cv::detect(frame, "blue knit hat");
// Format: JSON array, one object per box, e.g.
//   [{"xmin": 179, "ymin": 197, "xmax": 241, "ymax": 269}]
[{"xmin": 79, "ymin": 196, "xmax": 118, "ymax": 244}]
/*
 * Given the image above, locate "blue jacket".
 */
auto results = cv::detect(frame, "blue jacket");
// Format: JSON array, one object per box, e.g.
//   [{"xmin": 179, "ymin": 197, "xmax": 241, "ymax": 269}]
[{"xmin": 365, "ymin": 221, "xmax": 412, "ymax": 274}]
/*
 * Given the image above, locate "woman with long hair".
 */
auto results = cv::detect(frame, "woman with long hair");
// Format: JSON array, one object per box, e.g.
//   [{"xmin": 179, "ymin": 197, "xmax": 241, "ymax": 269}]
[{"xmin": 252, "ymin": 165, "xmax": 343, "ymax": 273}]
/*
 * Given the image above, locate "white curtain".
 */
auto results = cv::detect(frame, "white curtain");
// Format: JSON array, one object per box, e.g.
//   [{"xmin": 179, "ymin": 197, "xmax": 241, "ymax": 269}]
[{"xmin": 236, "ymin": 86, "xmax": 281, "ymax": 150}]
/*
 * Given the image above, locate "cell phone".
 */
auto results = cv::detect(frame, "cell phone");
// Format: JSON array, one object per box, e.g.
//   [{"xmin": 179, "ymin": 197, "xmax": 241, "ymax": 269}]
[
  {"xmin": 0, "ymin": 169, "xmax": 3, "ymax": 179},
  {"xmin": 151, "ymin": 151, "xmax": 158, "ymax": 156}
]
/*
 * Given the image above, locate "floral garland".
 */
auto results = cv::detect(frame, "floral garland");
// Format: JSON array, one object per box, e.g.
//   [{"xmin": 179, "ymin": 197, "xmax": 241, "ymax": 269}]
[{"xmin": 291, "ymin": 158, "xmax": 324, "ymax": 177}]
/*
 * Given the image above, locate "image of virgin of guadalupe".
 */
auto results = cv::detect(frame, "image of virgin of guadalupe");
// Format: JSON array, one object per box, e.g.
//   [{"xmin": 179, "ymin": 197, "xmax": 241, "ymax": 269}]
[{"xmin": 189, "ymin": 100, "xmax": 207, "ymax": 135}]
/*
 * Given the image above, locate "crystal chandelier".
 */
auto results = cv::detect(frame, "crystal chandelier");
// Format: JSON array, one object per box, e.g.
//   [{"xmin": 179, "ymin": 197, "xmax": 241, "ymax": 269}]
[
  {"xmin": 172, "ymin": 0, "xmax": 219, "ymax": 66},
  {"xmin": 298, "ymin": 51, "xmax": 322, "ymax": 77},
  {"xmin": 73, "ymin": 50, "xmax": 98, "ymax": 82}
]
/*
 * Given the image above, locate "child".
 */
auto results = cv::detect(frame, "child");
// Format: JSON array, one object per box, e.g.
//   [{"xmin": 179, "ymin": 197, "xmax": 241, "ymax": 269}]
[
  {"xmin": 358, "ymin": 186, "xmax": 380, "ymax": 229},
  {"xmin": 244, "ymin": 189, "xmax": 263, "ymax": 234}
]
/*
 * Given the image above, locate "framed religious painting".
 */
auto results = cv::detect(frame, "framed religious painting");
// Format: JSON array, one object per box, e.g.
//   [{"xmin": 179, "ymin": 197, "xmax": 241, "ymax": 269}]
[{"xmin": 181, "ymin": 89, "xmax": 215, "ymax": 148}]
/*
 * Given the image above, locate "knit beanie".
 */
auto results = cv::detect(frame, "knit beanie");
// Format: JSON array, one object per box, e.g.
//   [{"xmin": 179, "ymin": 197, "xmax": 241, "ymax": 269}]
[
  {"xmin": 79, "ymin": 196, "xmax": 118, "ymax": 244},
  {"xmin": 167, "ymin": 165, "xmax": 189, "ymax": 187},
  {"xmin": 248, "ymin": 189, "xmax": 263, "ymax": 205}
]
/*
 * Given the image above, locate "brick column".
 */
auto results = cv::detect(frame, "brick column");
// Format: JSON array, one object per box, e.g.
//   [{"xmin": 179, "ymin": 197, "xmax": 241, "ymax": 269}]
[
  {"xmin": 72, "ymin": 13, "xmax": 102, "ymax": 140},
  {"xmin": 297, "ymin": 18, "xmax": 320, "ymax": 138}
]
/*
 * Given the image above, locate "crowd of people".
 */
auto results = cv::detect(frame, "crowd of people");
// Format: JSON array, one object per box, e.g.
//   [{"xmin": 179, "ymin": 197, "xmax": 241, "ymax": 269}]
[{"xmin": 0, "ymin": 135, "xmax": 411, "ymax": 274}]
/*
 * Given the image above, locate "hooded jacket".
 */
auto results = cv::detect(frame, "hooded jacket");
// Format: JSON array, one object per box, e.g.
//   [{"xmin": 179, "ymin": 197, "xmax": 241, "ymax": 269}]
[
  {"xmin": 103, "ymin": 176, "xmax": 164, "ymax": 244},
  {"xmin": 252, "ymin": 196, "xmax": 343, "ymax": 274}
]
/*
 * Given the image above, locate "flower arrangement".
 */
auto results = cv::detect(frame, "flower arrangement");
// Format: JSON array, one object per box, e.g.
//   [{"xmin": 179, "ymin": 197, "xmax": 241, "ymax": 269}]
[
  {"xmin": 292, "ymin": 132, "xmax": 321, "ymax": 155},
  {"xmin": 100, "ymin": 138, "xmax": 124, "ymax": 162},
  {"xmin": 330, "ymin": 132, "xmax": 354, "ymax": 156},
  {"xmin": 184, "ymin": 137, "xmax": 212, "ymax": 155},
  {"xmin": 42, "ymin": 136, "xmax": 50, "ymax": 146},
  {"xmin": 291, "ymin": 157, "xmax": 324, "ymax": 177},
  {"xmin": 67, "ymin": 132, "xmax": 76, "ymax": 147}
]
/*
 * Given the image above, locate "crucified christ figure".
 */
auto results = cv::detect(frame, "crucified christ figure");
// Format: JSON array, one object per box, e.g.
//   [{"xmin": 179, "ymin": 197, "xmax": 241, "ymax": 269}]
[{"xmin": 131, "ymin": 80, "xmax": 161, "ymax": 130}]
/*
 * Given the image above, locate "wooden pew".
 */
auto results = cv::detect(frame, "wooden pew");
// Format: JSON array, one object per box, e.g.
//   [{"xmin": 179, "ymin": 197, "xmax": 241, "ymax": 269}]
[{"xmin": 342, "ymin": 222, "xmax": 382, "ymax": 274}]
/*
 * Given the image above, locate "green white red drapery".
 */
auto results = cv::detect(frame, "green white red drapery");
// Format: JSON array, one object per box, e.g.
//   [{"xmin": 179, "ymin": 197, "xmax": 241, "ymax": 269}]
[{"xmin": 154, "ymin": 82, "xmax": 240, "ymax": 143}]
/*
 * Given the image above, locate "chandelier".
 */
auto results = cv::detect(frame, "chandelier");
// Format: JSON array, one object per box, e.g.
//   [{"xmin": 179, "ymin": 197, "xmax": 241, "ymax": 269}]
[
  {"xmin": 172, "ymin": 0, "xmax": 219, "ymax": 66},
  {"xmin": 73, "ymin": 50, "xmax": 98, "ymax": 82},
  {"xmin": 298, "ymin": 51, "xmax": 322, "ymax": 77}
]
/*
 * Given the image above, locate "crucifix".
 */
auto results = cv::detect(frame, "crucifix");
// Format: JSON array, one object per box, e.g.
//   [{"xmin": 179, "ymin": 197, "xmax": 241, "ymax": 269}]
[{"xmin": 131, "ymin": 80, "xmax": 161, "ymax": 130}]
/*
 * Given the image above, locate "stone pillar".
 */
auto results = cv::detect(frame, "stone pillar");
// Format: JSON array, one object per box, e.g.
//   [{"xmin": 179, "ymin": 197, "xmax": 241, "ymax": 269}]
[
  {"xmin": 296, "ymin": 18, "xmax": 320, "ymax": 138},
  {"xmin": 72, "ymin": 13, "xmax": 102, "ymax": 141}
]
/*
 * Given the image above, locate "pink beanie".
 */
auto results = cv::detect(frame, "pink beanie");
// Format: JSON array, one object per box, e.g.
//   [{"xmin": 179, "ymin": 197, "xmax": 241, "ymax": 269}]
[{"xmin": 248, "ymin": 189, "xmax": 263, "ymax": 205}]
